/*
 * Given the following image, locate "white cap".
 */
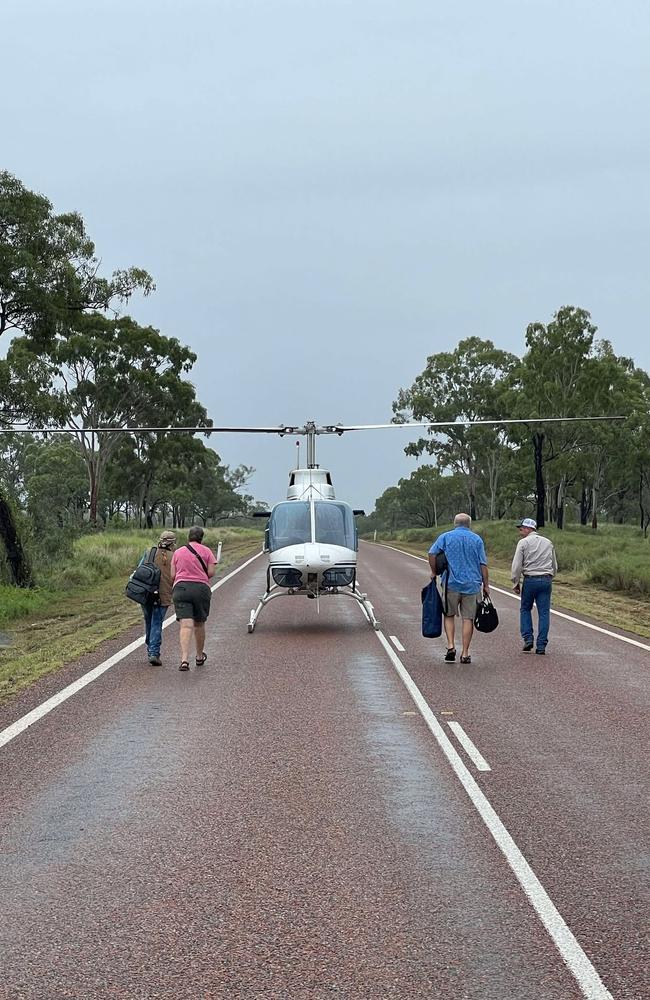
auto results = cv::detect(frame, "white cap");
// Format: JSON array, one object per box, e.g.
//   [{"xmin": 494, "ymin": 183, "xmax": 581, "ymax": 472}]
[{"xmin": 516, "ymin": 517, "xmax": 537, "ymax": 529}]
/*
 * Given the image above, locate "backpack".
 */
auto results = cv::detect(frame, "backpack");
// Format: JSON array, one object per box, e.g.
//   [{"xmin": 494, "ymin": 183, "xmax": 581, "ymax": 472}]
[{"xmin": 125, "ymin": 547, "xmax": 161, "ymax": 606}]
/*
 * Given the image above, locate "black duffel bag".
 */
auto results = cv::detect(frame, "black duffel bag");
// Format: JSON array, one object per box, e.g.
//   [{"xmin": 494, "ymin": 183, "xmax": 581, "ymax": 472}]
[{"xmin": 474, "ymin": 594, "xmax": 499, "ymax": 633}]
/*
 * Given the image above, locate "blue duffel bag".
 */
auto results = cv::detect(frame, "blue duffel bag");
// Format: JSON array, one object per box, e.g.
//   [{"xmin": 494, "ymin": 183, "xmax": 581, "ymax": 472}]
[{"xmin": 421, "ymin": 579, "xmax": 443, "ymax": 638}]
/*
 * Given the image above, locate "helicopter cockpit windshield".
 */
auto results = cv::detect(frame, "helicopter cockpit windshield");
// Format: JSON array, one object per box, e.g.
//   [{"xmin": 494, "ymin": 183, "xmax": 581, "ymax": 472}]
[
  {"xmin": 314, "ymin": 501, "xmax": 357, "ymax": 549},
  {"xmin": 268, "ymin": 502, "xmax": 311, "ymax": 550},
  {"xmin": 268, "ymin": 500, "xmax": 358, "ymax": 551}
]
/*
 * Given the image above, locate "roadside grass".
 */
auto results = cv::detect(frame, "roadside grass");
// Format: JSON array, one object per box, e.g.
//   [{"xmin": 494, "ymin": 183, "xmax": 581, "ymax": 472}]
[
  {"xmin": 372, "ymin": 523, "xmax": 650, "ymax": 639},
  {"xmin": 0, "ymin": 528, "xmax": 262, "ymax": 705}
]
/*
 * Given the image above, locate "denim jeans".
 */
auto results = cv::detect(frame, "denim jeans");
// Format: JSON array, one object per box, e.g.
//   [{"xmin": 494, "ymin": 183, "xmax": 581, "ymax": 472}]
[
  {"xmin": 143, "ymin": 603, "xmax": 168, "ymax": 657},
  {"xmin": 520, "ymin": 576, "xmax": 552, "ymax": 650}
]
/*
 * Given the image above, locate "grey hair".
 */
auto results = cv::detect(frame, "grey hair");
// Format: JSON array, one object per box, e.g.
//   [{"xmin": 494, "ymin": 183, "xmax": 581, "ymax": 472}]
[
  {"xmin": 188, "ymin": 525, "xmax": 205, "ymax": 542},
  {"xmin": 454, "ymin": 512, "xmax": 472, "ymax": 527}
]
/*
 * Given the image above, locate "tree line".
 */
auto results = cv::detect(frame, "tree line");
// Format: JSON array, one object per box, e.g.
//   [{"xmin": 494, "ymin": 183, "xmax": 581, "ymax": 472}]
[
  {"xmin": 370, "ymin": 310, "xmax": 650, "ymax": 534},
  {"xmin": 0, "ymin": 171, "xmax": 253, "ymax": 587}
]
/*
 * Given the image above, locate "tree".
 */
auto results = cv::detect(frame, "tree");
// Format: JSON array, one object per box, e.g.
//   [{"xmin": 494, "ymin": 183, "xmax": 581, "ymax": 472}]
[
  {"xmin": 393, "ymin": 337, "xmax": 518, "ymax": 519},
  {"xmin": 373, "ymin": 470, "xmax": 466, "ymax": 531},
  {"xmin": 5, "ymin": 313, "xmax": 210, "ymax": 525},
  {"xmin": 0, "ymin": 170, "xmax": 153, "ymax": 342},
  {"xmin": 574, "ymin": 343, "xmax": 645, "ymax": 529},
  {"xmin": 506, "ymin": 307, "xmax": 599, "ymax": 527},
  {"xmin": 0, "ymin": 171, "xmax": 154, "ymax": 584}
]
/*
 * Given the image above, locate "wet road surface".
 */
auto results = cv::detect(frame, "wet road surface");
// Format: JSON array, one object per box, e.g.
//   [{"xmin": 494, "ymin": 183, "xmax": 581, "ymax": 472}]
[{"xmin": 1, "ymin": 543, "xmax": 648, "ymax": 999}]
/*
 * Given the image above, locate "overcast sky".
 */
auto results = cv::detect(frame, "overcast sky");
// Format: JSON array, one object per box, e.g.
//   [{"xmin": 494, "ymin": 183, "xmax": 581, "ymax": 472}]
[{"xmin": 4, "ymin": 0, "xmax": 650, "ymax": 510}]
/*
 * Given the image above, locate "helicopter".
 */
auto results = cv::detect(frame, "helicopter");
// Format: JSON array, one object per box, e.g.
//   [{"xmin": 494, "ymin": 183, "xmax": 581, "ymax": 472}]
[
  {"xmin": 2, "ymin": 415, "xmax": 625, "ymax": 633},
  {"xmin": 247, "ymin": 421, "xmax": 380, "ymax": 633}
]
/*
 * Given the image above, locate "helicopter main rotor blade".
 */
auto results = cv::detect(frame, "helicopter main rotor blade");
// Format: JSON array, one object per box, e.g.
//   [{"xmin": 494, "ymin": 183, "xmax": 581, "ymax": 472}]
[
  {"xmin": 0, "ymin": 416, "xmax": 627, "ymax": 436},
  {"xmin": 0, "ymin": 425, "xmax": 302, "ymax": 435},
  {"xmin": 324, "ymin": 416, "xmax": 627, "ymax": 432}
]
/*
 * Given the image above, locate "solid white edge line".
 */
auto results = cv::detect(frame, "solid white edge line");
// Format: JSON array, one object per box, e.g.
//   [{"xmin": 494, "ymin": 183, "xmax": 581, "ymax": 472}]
[
  {"xmin": 374, "ymin": 629, "xmax": 612, "ymax": 1000},
  {"xmin": 447, "ymin": 720, "xmax": 491, "ymax": 772},
  {"xmin": 377, "ymin": 542, "xmax": 650, "ymax": 652},
  {"xmin": 389, "ymin": 635, "xmax": 406, "ymax": 652},
  {"xmin": 0, "ymin": 551, "xmax": 263, "ymax": 751}
]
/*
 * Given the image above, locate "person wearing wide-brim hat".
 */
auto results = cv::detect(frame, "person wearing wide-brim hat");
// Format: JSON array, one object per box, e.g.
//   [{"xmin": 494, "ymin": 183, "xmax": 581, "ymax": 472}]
[
  {"xmin": 511, "ymin": 518, "xmax": 557, "ymax": 655},
  {"xmin": 140, "ymin": 530, "xmax": 177, "ymax": 665}
]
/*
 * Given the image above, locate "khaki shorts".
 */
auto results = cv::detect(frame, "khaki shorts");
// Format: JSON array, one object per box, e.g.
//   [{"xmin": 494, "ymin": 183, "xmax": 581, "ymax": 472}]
[
  {"xmin": 172, "ymin": 581, "xmax": 212, "ymax": 622},
  {"xmin": 444, "ymin": 590, "xmax": 480, "ymax": 620}
]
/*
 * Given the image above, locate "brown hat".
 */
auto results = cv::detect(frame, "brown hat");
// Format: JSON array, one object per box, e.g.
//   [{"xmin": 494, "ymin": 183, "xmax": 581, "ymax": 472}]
[{"xmin": 158, "ymin": 530, "xmax": 177, "ymax": 548}]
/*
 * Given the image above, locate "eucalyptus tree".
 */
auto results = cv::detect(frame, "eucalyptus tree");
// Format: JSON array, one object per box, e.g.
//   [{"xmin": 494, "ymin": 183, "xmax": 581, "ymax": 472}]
[
  {"xmin": 0, "ymin": 170, "xmax": 154, "ymax": 583},
  {"xmin": 393, "ymin": 337, "xmax": 518, "ymax": 519},
  {"xmin": 191, "ymin": 457, "xmax": 254, "ymax": 526},
  {"xmin": 505, "ymin": 307, "xmax": 600, "ymax": 527},
  {"xmin": 574, "ymin": 343, "xmax": 646, "ymax": 529},
  {"xmin": 0, "ymin": 170, "xmax": 153, "ymax": 343},
  {"xmin": 5, "ymin": 313, "xmax": 210, "ymax": 525},
  {"xmin": 507, "ymin": 308, "xmax": 647, "ymax": 528},
  {"xmin": 23, "ymin": 437, "xmax": 89, "ymax": 535}
]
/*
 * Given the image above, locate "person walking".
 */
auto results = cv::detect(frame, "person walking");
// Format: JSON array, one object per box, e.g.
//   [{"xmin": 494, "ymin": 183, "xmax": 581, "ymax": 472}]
[
  {"xmin": 511, "ymin": 517, "xmax": 558, "ymax": 655},
  {"xmin": 170, "ymin": 526, "xmax": 217, "ymax": 671},
  {"xmin": 141, "ymin": 530, "xmax": 177, "ymax": 665},
  {"xmin": 428, "ymin": 513, "xmax": 489, "ymax": 664}
]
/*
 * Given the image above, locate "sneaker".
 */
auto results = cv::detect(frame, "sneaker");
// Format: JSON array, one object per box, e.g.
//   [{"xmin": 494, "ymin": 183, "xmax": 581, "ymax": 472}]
[
  {"xmin": 148, "ymin": 655, "xmax": 162, "ymax": 666},
  {"xmin": 535, "ymin": 648, "xmax": 545, "ymax": 655},
  {"xmin": 444, "ymin": 648, "xmax": 456, "ymax": 662},
  {"xmin": 522, "ymin": 642, "xmax": 533, "ymax": 653},
  {"xmin": 460, "ymin": 655, "xmax": 471, "ymax": 664}
]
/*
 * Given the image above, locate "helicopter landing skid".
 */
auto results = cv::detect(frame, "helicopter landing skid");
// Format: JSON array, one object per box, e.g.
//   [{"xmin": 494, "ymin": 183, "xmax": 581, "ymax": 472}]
[
  {"xmin": 347, "ymin": 586, "xmax": 381, "ymax": 630},
  {"xmin": 247, "ymin": 583, "xmax": 381, "ymax": 632},
  {"xmin": 247, "ymin": 587, "xmax": 286, "ymax": 633}
]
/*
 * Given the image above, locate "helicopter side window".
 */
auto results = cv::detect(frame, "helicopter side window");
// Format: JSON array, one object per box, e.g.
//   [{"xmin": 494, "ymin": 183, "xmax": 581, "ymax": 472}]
[
  {"xmin": 268, "ymin": 502, "xmax": 311, "ymax": 550},
  {"xmin": 314, "ymin": 502, "xmax": 357, "ymax": 549}
]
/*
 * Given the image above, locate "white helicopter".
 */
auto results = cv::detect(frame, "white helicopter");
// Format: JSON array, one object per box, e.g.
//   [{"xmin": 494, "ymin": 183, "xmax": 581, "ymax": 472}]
[
  {"xmin": 247, "ymin": 421, "xmax": 379, "ymax": 633},
  {"xmin": 4, "ymin": 416, "xmax": 624, "ymax": 633}
]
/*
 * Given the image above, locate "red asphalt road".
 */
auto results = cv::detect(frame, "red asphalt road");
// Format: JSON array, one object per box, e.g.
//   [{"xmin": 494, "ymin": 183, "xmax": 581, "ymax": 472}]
[{"xmin": 0, "ymin": 541, "xmax": 647, "ymax": 999}]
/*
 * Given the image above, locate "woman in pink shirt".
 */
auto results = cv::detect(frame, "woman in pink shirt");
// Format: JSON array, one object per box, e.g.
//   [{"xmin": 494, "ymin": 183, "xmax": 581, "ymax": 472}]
[{"xmin": 170, "ymin": 526, "xmax": 217, "ymax": 671}]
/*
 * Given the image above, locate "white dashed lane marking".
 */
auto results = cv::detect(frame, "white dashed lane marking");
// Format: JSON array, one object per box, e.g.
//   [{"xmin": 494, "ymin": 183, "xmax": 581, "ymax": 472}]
[{"xmin": 447, "ymin": 720, "xmax": 491, "ymax": 772}]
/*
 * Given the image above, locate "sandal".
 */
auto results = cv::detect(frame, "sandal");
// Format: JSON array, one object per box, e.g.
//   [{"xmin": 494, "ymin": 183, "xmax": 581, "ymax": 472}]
[
  {"xmin": 179, "ymin": 661, "xmax": 190, "ymax": 671},
  {"xmin": 444, "ymin": 648, "xmax": 456, "ymax": 662},
  {"xmin": 460, "ymin": 655, "xmax": 471, "ymax": 664},
  {"xmin": 195, "ymin": 652, "xmax": 208, "ymax": 666}
]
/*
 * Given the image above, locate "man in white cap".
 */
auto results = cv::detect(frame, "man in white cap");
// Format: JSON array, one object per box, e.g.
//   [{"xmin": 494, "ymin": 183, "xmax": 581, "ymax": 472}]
[{"xmin": 511, "ymin": 518, "xmax": 557, "ymax": 655}]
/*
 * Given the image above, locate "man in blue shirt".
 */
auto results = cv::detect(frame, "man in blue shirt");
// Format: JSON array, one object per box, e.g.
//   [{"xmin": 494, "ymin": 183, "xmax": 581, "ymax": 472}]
[{"xmin": 428, "ymin": 512, "xmax": 490, "ymax": 664}]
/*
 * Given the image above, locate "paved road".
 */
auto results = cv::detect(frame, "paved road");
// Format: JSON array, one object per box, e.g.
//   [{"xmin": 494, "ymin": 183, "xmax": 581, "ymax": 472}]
[{"xmin": 0, "ymin": 542, "xmax": 647, "ymax": 999}]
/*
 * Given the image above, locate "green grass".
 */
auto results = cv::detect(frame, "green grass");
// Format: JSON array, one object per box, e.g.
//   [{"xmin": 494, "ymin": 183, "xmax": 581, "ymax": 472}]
[{"xmin": 0, "ymin": 528, "xmax": 263, "ymax": 704}]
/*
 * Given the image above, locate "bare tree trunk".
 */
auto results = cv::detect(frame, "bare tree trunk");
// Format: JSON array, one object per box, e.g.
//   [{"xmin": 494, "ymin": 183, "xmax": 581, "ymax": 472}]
[
  {"xmin": 0, "ymin": 496, "xmax": 34, "ymax": 587},
  {"xmin": 89, "ymin": 468, "xmax": 99, "ymax": 526},
  {"xmin": 556, "ymin": 476, "xmax": 565, "ymax": 530},
  {"xmin": 533, "ymin": 433, "xmax": 545, "ymax": 527},
  {"xmin": 591, "ymin": 485, "xmax": 598, "ymax": 530},
  {"xmin": 580, "ymin": 484, "xmax": 589, "ymax": 526}
]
